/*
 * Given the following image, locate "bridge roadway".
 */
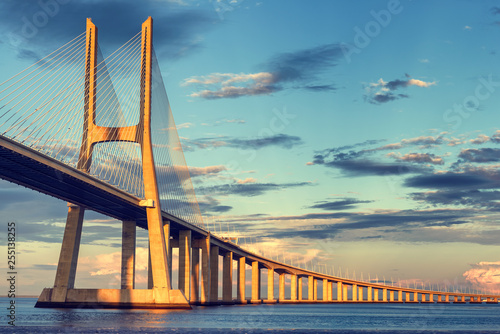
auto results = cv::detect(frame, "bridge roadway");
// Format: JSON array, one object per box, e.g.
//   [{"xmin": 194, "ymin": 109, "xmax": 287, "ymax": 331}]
[{"xmin": 1, "ymin": 134, "xmax": 498, "ymax": 306}]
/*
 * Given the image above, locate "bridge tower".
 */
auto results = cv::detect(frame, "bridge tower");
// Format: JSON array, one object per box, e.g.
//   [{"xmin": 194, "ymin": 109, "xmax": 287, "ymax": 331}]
[{"xmin": 36, "ymin": 17, "xmax": 190, "ymax": 309}]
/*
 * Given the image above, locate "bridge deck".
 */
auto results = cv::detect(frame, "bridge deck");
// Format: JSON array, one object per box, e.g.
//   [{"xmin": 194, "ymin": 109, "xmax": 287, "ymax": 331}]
[{"xmin": 2, "ymin": 134, "xmax": 499, "ymax": 307}]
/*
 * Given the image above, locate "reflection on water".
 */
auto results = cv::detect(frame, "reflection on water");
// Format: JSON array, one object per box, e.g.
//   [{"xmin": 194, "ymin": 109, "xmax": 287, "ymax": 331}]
[{"xmin": 7, "ymin": 297, "xmax": 500, "ymax": 332}]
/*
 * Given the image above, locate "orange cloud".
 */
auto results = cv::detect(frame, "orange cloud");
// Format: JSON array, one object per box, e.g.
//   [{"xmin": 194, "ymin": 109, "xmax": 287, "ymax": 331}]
[{"xmin": 463, "ymin": 261, "xmax": 500, "ymax": 293}]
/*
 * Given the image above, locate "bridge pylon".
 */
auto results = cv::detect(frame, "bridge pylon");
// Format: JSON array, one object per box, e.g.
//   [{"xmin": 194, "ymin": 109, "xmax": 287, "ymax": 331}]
[{"xmin": 35, "ymin": 17, "xmax": 190, "ymax": 309}]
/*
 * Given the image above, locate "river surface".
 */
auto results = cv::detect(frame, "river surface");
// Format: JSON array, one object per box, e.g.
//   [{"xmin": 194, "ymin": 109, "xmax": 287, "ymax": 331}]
[{"xmin": 3, "ymin": 297, "xmax": 500, "ymax": 333}]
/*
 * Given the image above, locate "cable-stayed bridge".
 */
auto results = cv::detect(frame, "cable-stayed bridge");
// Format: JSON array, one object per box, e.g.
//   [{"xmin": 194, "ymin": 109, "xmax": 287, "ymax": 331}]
[{"xmin": 0, "ymin": 17, "xmax": 498, "ymax": 309}]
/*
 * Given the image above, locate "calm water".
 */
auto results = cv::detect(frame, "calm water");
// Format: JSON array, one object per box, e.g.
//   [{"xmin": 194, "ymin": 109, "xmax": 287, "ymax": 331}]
[{"xmin": 3, "ymin": 297, "xmax": 500, "ymax": 333}]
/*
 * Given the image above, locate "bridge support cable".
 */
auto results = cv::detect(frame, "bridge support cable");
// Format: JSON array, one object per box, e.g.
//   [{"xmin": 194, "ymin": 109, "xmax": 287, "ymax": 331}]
[{"xmin": 35, "ymin": 17, "xmax": 195, "ymax": 309}]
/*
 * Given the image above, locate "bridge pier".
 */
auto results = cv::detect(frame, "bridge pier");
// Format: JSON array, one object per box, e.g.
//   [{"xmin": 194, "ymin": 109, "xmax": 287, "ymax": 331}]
[
  {"xmin": 209, "ymin": 245, "xmax": 219, "ymax": 303},
  {"xmin": 322, "ymin": 279, "xmax": 328, "ymax": 301},
  {"xmin": 191, "ymin": 246, "xmax": 200, "ymax": 303},
  {"xmin": 291, "ymin": 274, "xmax": 298, "ymax": 301},
  {"xmin": 298, "ymin": 277, "xmax": 303, "ymax": 301},
  {"xmin": 326, "ymin": 280, "xmax": 332, "ymax": 301},
  {"xmin": 266, "ymin": 268, "xmax": 275, "ymax": 303},
  {"xmin": 222, "ymin": 251, "xmax": 233, "ymax": 304},
  {"xmin": 337, "ymin": 282, "xmax": 343, "ymax": 301},
  {"xmin": 308, "ymin": 276, "xmax": 314, "ymax": 301},
  {"xmin": 237, "ymin": 257, "xmax": 246, "ymax": 304},
  {"xmin": 313, "ymin": 278, "xmax": 318, "ymax": 301},
  {"xmin": 51, "ymin": 203, "xmax": 85, "ymax": 303},
  {"xmin": 251, "ymin": 261, "xmax": 262, "ymax": 303},
  {"xmin": 200, "ymin": 235, "xmax": 211, "ymax": 304},
  {"xmin": 279, "ymin": 273, "xmax": 285, "ymax": 302},
  {"xmin": 121, "ymin": 220, "xmax": 136, "ymax": 289},
  {"xmin": 367, "ymin": 286, "xmax": 372, "ymax": 302},
  {"xmin": 178, "ymin": 230, "xmax": 191, "ymax": 300}
]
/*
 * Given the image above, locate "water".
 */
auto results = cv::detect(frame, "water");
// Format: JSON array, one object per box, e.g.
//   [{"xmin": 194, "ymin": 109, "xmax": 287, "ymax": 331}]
[{"xmin": 3, "ymin": 297, "xmax": 500, "ymax": 333}]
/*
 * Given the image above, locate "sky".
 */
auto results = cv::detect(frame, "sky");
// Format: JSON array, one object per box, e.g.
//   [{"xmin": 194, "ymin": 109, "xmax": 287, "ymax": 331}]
[{"xmin": 1, "ymin": 0, "xmax": 500, "ymax": 296}]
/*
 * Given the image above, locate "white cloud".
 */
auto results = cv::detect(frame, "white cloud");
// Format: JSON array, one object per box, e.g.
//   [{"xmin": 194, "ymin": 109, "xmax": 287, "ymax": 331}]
[
  {"xmin": 237, "ymin": 177, "xmax": 257, "ymax": 184},
  {"xmin": 463, "ymin": 261, "xmax": 500, "ymax": 293},
  {"xmin": 407, "ymin": 78, "xmax": 436, "ymax": 88},
  {"xmin": 176, "ymin": 122, "xmax": 193, "ymax": 130},
  {"xmin": 182, "ymin": 72, "xmax": 277, "ymax": 99}
]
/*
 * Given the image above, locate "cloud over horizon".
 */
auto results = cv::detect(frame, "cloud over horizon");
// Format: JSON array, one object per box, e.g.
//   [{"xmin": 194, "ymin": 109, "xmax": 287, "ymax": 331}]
[
  {"xmin": 182, "ymin": 43, "xmax": 341, "ymax": 99},
  {"xmin": 183, "ymin": 133, "xmax": 302, "ymax": 151},
  {"xmin": 364, "ymin": 74, "xmax": 436, "ymax": 104}
]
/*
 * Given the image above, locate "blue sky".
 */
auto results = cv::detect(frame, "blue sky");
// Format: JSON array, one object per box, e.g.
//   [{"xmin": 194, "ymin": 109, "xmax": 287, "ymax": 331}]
[{"xmin": 1, "ymin": 0, "xmax": 500, "ymax": 296}]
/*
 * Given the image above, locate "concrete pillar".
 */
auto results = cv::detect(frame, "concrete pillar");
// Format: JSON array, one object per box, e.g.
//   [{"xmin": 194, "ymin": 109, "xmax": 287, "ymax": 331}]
[
  {"xmin": 222, "ymin": 251, "xmax": 233, "ymax": 303},
  {"xmin": 313, "ymin": 279, "xmax": 318, "ymax": 301},
  {"xmin": 367, "ymin": 286, "xmax": 372, "ymax": 302},
  {"xmin": 422, "ymin": 293, "xmax": 427, "ymax": 302},
  {"xmin": 358, "ymin": 286, "xmax": 363, "ymax": 301},
  {"xmin": 337, "ymin": 282, "xmax": 343, "ymax": 301},
  {"xmin": 52, "ymin": 204, "xmax": 85, "ymax": 302},
  {"xmin": 429, "ymin": 293, "xmax": 433, "ymax": 302},
  {"xmin": 200, "ymin": 235, "xmax": 210, "ymax": 303},
  {"xmin": 267, "ymin": 268, "xmax": 275, "ymax": 302},
  {"xmin": 460, "ymin": 295, "xmax": 465, "ymax": 302},
  {"xmin": 291, "ymin": 274, "xmax": 297, "ymax": 301},
  {"xmin": 323, "ymin": 279, "xmax": 329, "ymax": 301},
  {"xmin": 374, "ymin": 289, "xmax": 379, "ymax": 301},
  {"xmin": 209, "ymin": 245, "xmax": 219, "ymax": 303},
  {"xmin": 178, "ymin": 230, "xmax": 191, "ymax": 299},
  {"xmin": 298, "ymin": 277, "xmax": 303, "ymax": 301},
  {"xmin": 406, "ymin": 292, "xmax": 411, "ymax": 302},
  {"xmin": 237, "ymin": 257, "xmax": 246, "ymax": 303},
  {"xmin": 191, "ymin": 247, "xmax": 199, "ymax": 302},
  {"xmin": 279, "ymin": 273, "xmax": 285, "ymax": 301},
  {"xmin": 343, "ymin": 285, "xmax": 348, "ymax": 301},
  {"xmin": 166, "ymin": 223, "xmax": 172, "ymax": 284},
  {"xmin": 352, "ymin": 284, "xmax": 357, "ymax": 301},
  {"xmin": 454, "ymin": 296, "xmax": 458, "ymax": 302},
  {"xmin": 438, "ymin": 294, "xmax": 442, "ymax": 302},
  {"xmin": 413, "ymin": 292, "xmax": 418, "ymax": 302},
  {"xmin": 308, "ymin": 276, "xmax": 314, "ymax": 301},
  {"xmin": 398, "ymin": 290, "xmax": 403, "ymax": 302},
  {"xmin": 121, "ymin": 220, "xmax": 136, "ymax": 289},
  {"xmin": 383, "ymin": 288, "xmax": 388, "ymax": 302},
  {"xmin": 147, "ymin": 246, "xmax": 153, "ymax": 289},
  {"xmin": 390, "ymin": 290, "xmax": 394, "ymax": 302},
  {"xmin": 326, "ymin": 281, "xmax": 332, "ymax": 301},
  {"xmin": 251, "ymin": 261, "xmax": 261, "ymax": 303}
]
